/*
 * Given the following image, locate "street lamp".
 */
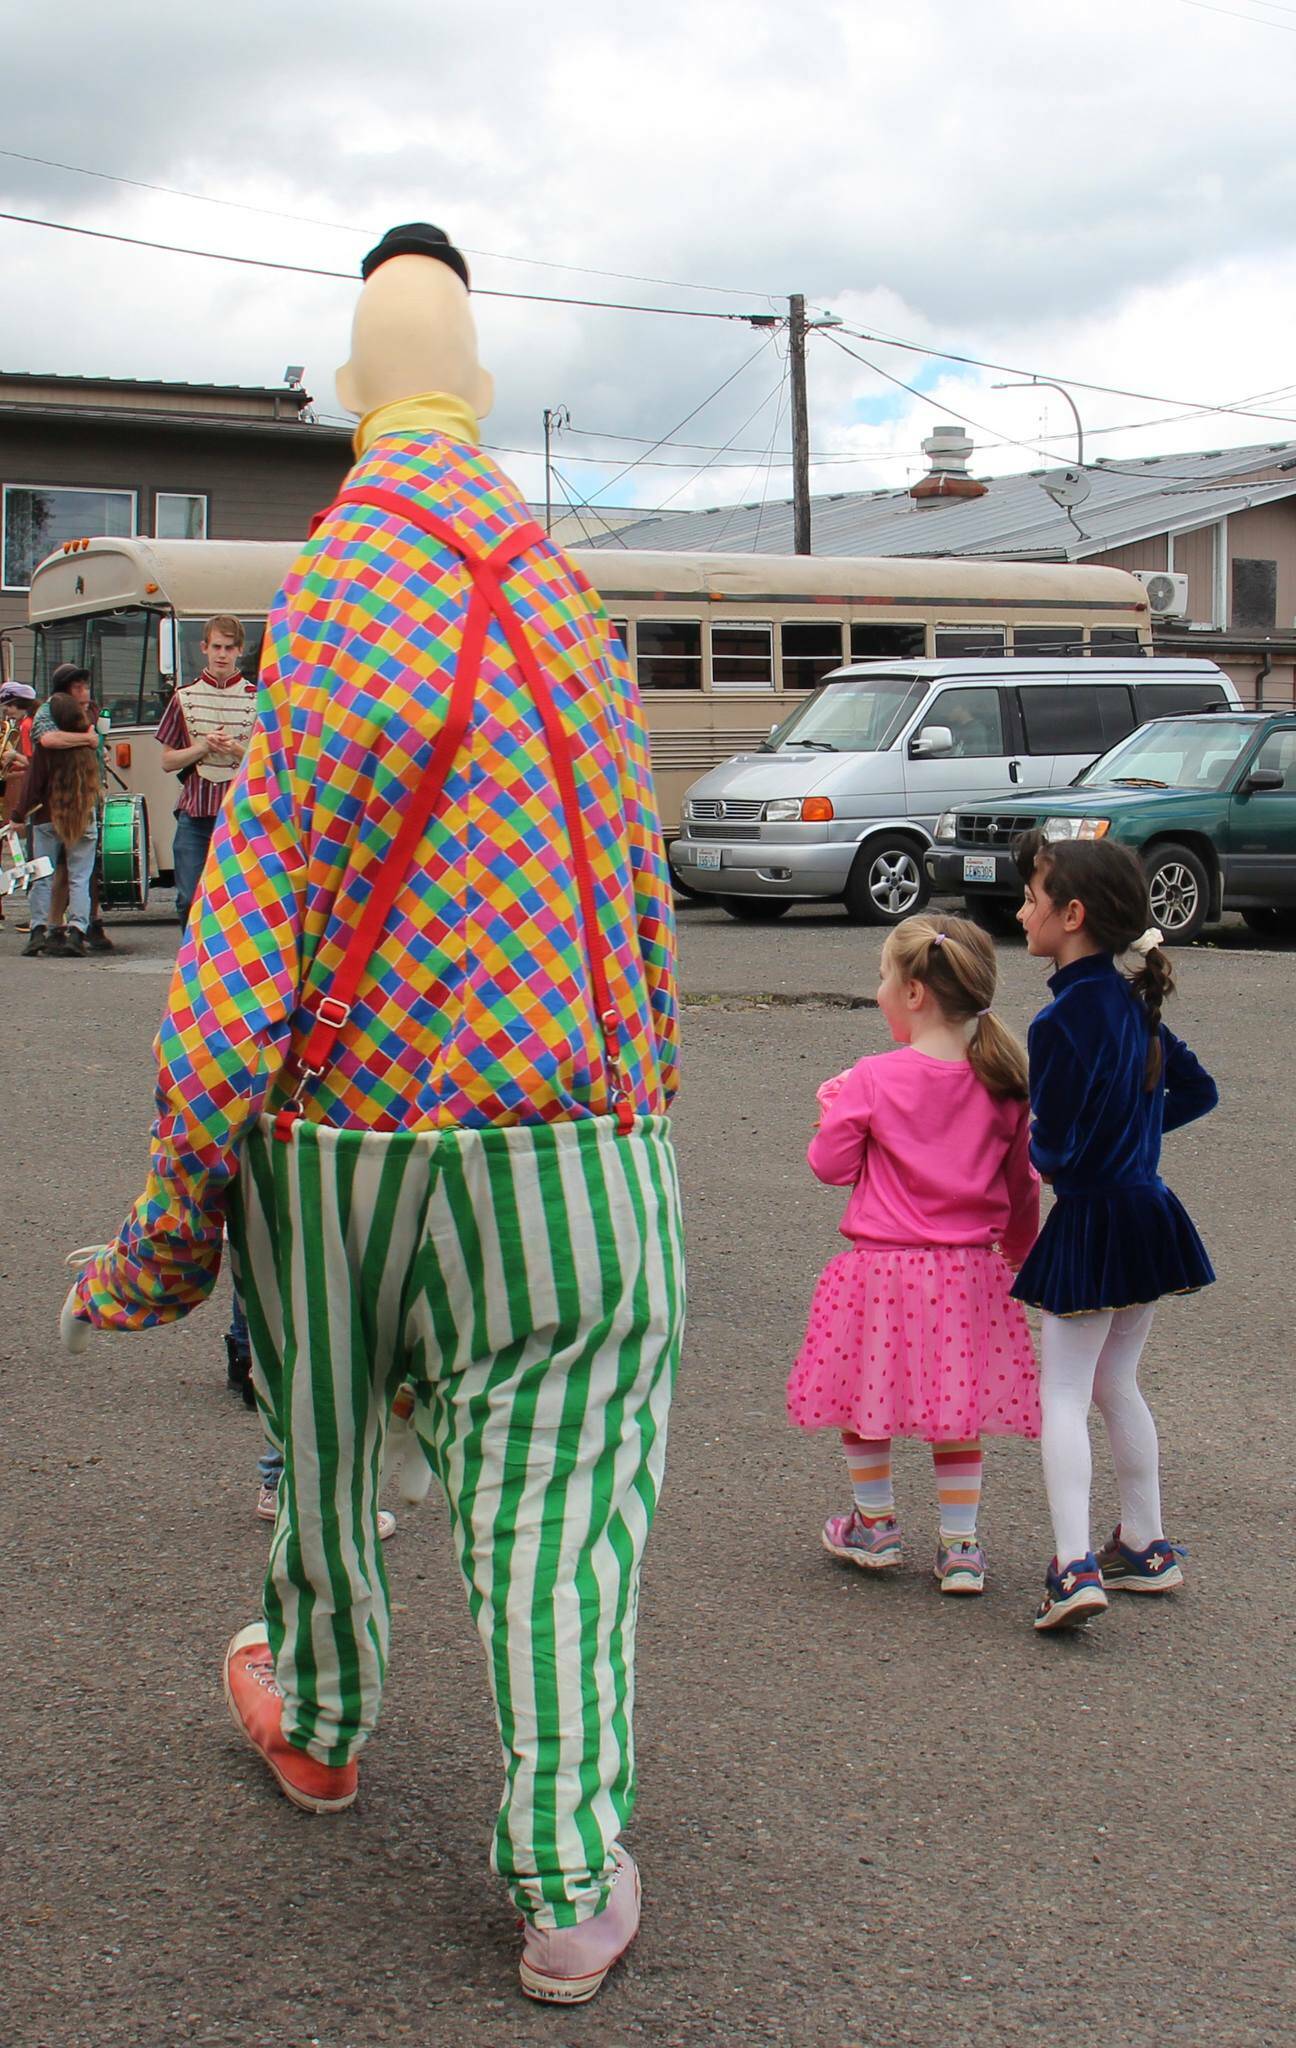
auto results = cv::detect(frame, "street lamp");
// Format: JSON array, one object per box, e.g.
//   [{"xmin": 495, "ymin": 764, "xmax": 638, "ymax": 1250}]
[{"xmin": 992, "ymin": 377, "xmax": 1085, "ymax": 468}]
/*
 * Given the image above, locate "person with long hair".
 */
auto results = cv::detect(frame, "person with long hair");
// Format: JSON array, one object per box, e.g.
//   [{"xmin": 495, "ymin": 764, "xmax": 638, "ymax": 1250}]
[
  {"xmin": 787, "ymin": 913, "xmax": 1040, "ymax": 1596},
  {"xmin": 1011, "ymin": 832, "xmax": 1218, "ymax": 1633},
  {"xmin": 10, "ymin": 690, "xmax": 101, "ymax": 957}
]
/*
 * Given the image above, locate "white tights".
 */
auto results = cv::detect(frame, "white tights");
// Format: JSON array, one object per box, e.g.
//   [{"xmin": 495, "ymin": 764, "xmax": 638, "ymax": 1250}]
[{"xmin": 1039, "ymin": 1304, "xmax": 1163, "ymax": 1565}]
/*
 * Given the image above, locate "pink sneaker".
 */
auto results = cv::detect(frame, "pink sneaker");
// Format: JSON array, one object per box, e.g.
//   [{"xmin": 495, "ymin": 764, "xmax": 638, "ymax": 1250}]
[
  {"xmin": 821, "ymin": 1507, "xmax": 902, "ymax": 1569},
  {"xmin": 519, "ymin": 1848, "xmax": 641, "ymax": 2005},
  {"xmin": 255, "ymin": 1482, "xmax": 394, "ymax": 1541}
]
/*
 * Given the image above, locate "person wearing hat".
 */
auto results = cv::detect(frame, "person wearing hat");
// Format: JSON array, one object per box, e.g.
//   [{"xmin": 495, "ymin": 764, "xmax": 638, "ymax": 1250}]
[
  {"xmin": 29, "ymin": 663, "xmax": 115, "ymax": 954},
  {"xmin": 64, "ymin": 224, "xmax": 683, "ymax": 2006}
]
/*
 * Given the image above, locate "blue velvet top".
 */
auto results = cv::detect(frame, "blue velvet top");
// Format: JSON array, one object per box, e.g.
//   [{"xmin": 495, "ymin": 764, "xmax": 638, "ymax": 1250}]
[{"xmin": 1010, "ymin": 952, "xmax": 1217, "ymax": 1315}]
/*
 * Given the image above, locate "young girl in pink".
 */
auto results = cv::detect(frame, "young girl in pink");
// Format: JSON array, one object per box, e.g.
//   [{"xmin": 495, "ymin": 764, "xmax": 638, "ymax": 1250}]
[{"xmin": 787, "ymin": 914, "xmax": 1041, "ymax": 1593}]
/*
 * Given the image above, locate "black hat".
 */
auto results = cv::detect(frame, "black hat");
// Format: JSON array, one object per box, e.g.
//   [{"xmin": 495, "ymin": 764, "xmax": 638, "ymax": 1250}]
[
  {"xmin": 49, "ymin": 662, "xmax": 90, "ymax": 690},
  {"xmin": 360, "ymin": 224, "xmax": 470, "ymax": 292}
]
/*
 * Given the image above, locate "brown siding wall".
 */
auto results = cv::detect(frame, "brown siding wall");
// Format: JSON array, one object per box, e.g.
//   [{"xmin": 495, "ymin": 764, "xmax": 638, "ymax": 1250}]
[
  {"xmin": 1, "ymin": 416, "xmax": 351, "ymax": 677},
  {"xmin": 1087, "ymin": 536, "xmax": 1167, "ymax": 575},
  {"xmin": 1172, "ymin": 524, "xmax": 1217, "ymax": 623},
  {"xmin": 1226, "ymin": 499, "xmax": 1296, "ymax": 632}
]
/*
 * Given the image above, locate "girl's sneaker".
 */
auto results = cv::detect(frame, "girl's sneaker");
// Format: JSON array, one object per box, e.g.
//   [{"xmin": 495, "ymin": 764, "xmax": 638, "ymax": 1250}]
[
  {"xmin": 822, "ymin": 1508, "xmax": 902, "ymax": 1570},
  {"xmin": 935, "ymin": 1538, "xmax": 986, "ymax": 1595},
  {"xmin": 1033, "ymin": 1554, "xmax": 1109, "ymax": 1632},
  {"xmin": 1096, "ymin": 1527, "xmax": 1185, "ymax": 1593}
]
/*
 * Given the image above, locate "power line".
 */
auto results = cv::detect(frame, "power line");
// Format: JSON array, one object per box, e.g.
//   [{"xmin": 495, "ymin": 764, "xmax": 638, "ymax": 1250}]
[
  {"xmin": 575, "ymin": 336, "xmax": 779, "ymax": 506},
  {"xmin": 629, "ymin": 367, "xmax": 791, "ymax": 519},
  {"xmin": 1164, "ymin": 0, "xmax": 1296, "ymax": 31},
  {"xmin": 0, "ymin": 207, "xmax": 762, "ymax": 321},
  {"xmin": 752, "ymin": 363, "xmax": 795, "ymax": 554},
  {"xmin": 831, "ymin": 320, "xmax": 1296, "ymax": 429},
  {"xmin": 0, "ymin": 144, "xmax": 777, "ymax": 304}
]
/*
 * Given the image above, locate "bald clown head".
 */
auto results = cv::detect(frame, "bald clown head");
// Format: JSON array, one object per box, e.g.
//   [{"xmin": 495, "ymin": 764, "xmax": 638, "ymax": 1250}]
[{"xmin": 336, "ymin": 224, "xmax": 494, "ymax": 424}]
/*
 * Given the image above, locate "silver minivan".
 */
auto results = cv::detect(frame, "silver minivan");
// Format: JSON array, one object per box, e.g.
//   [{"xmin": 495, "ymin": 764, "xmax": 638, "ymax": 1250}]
[{"xmin": 669, "ymin": 657, "xmax": 1240, "ymax": 923}]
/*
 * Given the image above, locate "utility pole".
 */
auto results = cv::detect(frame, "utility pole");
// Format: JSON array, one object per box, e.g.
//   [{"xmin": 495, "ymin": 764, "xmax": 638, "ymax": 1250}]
[
  {"xmin": 788, "ymin": 295, "xmax": 811, "ymax": 555},
  {"xmin": 542, "ymin": 405, "xmax": 569, "ymax": 534}
]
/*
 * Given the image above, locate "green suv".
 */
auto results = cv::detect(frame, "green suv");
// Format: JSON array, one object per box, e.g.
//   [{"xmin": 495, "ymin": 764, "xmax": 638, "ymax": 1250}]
[{"xmin": 925, "ymin": 710, "xmax": 1296, "ymax": 943}]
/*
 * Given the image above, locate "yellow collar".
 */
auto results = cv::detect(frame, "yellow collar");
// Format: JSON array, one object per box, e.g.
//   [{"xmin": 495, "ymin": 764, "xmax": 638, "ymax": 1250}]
[{"xmin": 353, "ymin": 393, "xmax": 480, "ymax": 458}]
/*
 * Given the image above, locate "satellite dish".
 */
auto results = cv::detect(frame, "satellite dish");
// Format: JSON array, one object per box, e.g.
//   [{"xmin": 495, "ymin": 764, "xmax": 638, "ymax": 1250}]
[{"xmin": 1040, "ymin": 467, "xmax": 1091, "ymax": 510}]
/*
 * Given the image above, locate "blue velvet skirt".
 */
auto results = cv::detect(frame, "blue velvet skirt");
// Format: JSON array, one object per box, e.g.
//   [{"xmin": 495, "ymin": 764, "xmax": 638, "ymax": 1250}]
[{"xmin": 1010, "ymin": 1180, "xmax": 1214, "ymax": 1317}]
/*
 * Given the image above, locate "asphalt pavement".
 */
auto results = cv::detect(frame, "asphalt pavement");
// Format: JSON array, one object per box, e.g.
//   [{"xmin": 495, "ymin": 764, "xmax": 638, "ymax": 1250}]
[{"xmin": 2, "ymin": 897, "xmax": 1293, "ymax": 2048}]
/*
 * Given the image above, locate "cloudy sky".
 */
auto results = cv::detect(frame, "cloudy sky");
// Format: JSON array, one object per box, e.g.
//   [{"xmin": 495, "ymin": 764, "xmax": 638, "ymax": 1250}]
[{"xmin": 4, "ymin": 0, "xmax": 1296, "ymax": 527}]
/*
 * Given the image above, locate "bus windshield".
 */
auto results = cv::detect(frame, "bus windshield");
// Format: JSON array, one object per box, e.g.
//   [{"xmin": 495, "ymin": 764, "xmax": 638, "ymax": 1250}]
[
  {"xmin": 1079, "ymin": 717, "xmax": 1256, "ymax": 792},
  {"xmin": 766, "ymin": 673, "xmax": 926, "ymax": 753}
]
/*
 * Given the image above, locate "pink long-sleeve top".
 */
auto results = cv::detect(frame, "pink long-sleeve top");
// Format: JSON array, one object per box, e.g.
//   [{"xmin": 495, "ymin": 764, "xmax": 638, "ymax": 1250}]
[{"xmin": 808, "ymin": 1047, "xmax": 1040, "ymax": 1266}]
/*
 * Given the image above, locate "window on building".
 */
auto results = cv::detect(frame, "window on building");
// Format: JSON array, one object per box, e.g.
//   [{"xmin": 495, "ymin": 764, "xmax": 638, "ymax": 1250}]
[
  {"xmin": 934, "ymin": 625, "xmax": 1006, "ymax": 657},
  {"xmin": 156, "ymin": 492, "xmax": 208, "ymax": 540},
  {"xmin": 850, "ymin": 622, "xmax": 925, "ymax": 662},
  {"xmin": 1013, "ymin": 626, "xmax": 1082, "ymax": 655},
  {"xmin": 781, "ymin": 620, "xmax": 845, "ymax": 691},
  {"xmin": 1091, "ymin": 628, "xmax": 1144, "ymax": 652},
  {"xmin": 711, "ymin": 621, "xmax": 774, "ymax": 691},
  {"xmin": 1231, "ymin": 558, "xmax": 1278, "ymax": 632},
  {"xmin": 2, "ymin": 485, "xmax": 135, "ymax": 590},
  {"xmin": 632, "ymin": 619, "xmax": 702, "ymax": 691}
]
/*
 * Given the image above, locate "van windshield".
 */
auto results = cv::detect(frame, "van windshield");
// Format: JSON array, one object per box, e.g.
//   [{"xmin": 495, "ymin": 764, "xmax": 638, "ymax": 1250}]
[
  {"xmin": 766, "ymin": 673, "xmax": 926, "ymax": 753},
  {"xmin": 1078, "ymin": 717, "xmax": 1256, "ymax": 791}
]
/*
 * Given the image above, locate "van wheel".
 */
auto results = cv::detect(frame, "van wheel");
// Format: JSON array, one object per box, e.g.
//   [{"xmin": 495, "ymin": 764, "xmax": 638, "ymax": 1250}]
[
  {"xmin": 720, "ymin": 897, "xmax": 792, "ymax": 922},
  {"xmin": 1242, "ymin": 907, "xmax": 1296, "ymax": 939},
  {"xmin": 843, "ymin": 839, "xmax": 931, "ymax": 925},
  {"xmin": 1143, "ymin": 843, "xmax": 1210, "ymax": 944}
]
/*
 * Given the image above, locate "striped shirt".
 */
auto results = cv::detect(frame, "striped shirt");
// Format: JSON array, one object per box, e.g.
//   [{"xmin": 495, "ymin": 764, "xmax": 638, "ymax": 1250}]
[{"xmin": 77, "ymin": 432, "xmax": 679, "ymax": 1329}]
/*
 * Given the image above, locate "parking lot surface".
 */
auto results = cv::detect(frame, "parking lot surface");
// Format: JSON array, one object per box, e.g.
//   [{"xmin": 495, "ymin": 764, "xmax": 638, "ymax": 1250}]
[{"xmin": 2, "ymin": 899, "xmax": 1292, "ymax": 2047}]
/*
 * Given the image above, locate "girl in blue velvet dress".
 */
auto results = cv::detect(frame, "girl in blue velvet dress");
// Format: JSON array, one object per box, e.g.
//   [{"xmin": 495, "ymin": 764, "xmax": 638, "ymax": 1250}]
[{"xmin": 1010, "ymin": 833, "xmax": 1218, "ymax": 1633}]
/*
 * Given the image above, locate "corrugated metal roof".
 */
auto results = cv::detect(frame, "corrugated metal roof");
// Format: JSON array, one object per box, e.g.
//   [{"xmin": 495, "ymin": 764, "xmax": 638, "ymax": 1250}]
[
  {"xmin": 0, "ymin": 370, "xmax": 305, "ymax": 400},
  {"xmin": 587, "ymin": 441, "xmax": 1296, "ymax": 559}
]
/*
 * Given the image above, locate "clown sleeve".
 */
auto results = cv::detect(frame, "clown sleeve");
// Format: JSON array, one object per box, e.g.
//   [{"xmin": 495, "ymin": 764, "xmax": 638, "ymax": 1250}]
[
  {"xmin": 603, "ymin": 631, "xmax": 680, "ymax": 1106},
  {"xmin": 74, "ymin": 674, "xmax": 307, "ymax": 1329}
]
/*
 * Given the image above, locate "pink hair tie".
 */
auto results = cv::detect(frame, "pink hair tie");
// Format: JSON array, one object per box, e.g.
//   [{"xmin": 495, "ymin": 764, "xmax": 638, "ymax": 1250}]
[{"xmin": 931, "ymin": 932, "xmax": 946, "ymax": 946}]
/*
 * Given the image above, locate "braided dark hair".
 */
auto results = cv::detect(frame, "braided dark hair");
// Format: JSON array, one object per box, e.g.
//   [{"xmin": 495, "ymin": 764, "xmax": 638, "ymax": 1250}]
[{"xmin": 1013, "ymin": 831, "xmax": 1174, "ymax": 1090}]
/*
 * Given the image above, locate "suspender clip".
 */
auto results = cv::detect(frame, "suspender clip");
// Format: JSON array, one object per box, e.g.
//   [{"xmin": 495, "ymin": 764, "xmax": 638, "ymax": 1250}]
[{"xmin": 312, "ymin": 996, "xmax": 353, "ymax": 1031}]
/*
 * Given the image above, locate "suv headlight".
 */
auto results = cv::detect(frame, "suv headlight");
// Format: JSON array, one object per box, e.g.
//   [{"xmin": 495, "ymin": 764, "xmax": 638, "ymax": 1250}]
[
  {"xmin": 935, "ymin": 809, "xmax": 958, "ymax": 842},
  {"xmin": 1042, "ymin": 816, "xmax": 1111, "ymax": 841}
]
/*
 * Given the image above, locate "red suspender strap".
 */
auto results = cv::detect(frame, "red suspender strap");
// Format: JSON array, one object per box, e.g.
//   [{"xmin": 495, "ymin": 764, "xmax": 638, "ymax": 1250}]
[{"xmin": 277, "ymin": 483, "xmax": 634, "ymax": 1136}]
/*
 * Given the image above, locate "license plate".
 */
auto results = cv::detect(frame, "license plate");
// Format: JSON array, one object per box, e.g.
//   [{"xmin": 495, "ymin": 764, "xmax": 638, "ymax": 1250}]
[
  {"xmin": 694, "ymin": 846, "xmax": 722, "ymax": 871},
  {"xmin": 963, "ymin": 857, "xmax": 997, "ymax": 883}
]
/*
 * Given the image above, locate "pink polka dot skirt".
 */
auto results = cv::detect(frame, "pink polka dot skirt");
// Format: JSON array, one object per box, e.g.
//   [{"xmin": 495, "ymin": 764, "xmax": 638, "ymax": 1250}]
[{"xmin": 786, "ymin": 1244, "xmax": 1040, "ymax": 1441}]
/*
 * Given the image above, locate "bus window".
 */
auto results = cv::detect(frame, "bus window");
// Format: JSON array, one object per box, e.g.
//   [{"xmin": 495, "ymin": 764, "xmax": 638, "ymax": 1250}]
[
  {"xmin": 850, "ymin": 622, "xmax": 925, "ymax": 662},
  {"xmin": 1013, "ymin": 626, "xmax": 1082, "ymax": 654},
  {"xmin": 711, "ymin": 622, "xmax": 773, "ymax": 691},
  {"xmin": 635, "ymin": 620, "xmax": 702, "ymax": 691},
  {"xmin": 1091, "ymin": 628, "xmax": 1145, "ymax": 653},
  {"xmin": 177, "ymin": 618, "xmax": 268, "ymax": 688},
  {"xmin": 608, "ymin": 617, "xmax": 628, "ymax": 649},
  {"xmin": 781, "ymin": 620, "xmax": 845, "ymax": 691},
  {"xmin": 86, "ymin": 610, "xmax": 149, "ymax": 727},
  {"xmin": 35, "ymin": 620, "xmax": 88, "ymax": 688},
  {"xmin": 934, "ymin": 626, "xmax": 1006, "ymax": 657}
]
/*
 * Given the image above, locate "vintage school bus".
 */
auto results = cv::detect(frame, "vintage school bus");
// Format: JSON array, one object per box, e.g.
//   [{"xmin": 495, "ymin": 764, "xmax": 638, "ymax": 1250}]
[{"xmin": 27, "ymin": 535, "xmax": 1149, "ymax": 876}]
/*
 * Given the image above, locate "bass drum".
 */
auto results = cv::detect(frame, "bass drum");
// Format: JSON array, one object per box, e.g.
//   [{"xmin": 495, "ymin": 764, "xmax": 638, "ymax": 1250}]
[{"xmin": 99, "ymin": 794, "xmax": 150, "ymax": 910}]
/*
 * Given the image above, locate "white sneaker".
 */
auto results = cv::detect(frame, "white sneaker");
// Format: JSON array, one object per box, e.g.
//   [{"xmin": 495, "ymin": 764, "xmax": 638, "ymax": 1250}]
[{"xmin": 519, "ymin": 1848, "xmax": 640, "ymax": 2004}]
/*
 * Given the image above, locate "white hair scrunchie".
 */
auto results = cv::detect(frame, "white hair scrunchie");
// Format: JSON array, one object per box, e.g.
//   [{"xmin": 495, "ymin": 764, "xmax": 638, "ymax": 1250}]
[{"xmin": 1131, "ymin": 927, "xmax": 1164, "ymax": 956}]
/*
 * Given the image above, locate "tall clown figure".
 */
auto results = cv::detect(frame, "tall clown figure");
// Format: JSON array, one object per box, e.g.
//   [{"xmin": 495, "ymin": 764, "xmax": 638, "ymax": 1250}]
[{"xmin": 64, "ymin": 224, "xmax": 685, "ymax": 2008}]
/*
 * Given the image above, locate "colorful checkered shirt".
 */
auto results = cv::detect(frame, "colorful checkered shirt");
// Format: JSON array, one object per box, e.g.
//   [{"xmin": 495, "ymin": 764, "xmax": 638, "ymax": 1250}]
[{"xmin": 78, "ymin": 432, "xmax": 678, "ymax": 1329}]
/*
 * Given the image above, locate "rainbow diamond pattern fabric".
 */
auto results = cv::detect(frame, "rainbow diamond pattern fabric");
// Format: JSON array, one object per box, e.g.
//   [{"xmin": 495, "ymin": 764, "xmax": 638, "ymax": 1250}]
[{"xmin": 77, "ymin": 431, "xmax": 678, "ymax": 1330}]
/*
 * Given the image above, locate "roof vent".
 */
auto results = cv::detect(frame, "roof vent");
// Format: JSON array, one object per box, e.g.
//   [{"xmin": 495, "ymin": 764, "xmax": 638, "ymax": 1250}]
[{"xmin": 910, "ymin": 424, "xmax": 987, "ymax": 504}]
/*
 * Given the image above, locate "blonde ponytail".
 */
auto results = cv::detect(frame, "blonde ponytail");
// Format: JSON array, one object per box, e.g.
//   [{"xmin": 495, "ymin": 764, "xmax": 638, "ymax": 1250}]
[{"xmin": 884, "ymin": 912, "xmax": 1029, "ymax": 1101}]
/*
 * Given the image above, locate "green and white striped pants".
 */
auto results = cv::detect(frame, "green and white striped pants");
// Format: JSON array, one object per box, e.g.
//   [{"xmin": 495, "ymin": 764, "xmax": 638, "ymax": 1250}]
[{"xmin": 228, "ymin": 1112, "xmax": 684, "ymax": 1928}]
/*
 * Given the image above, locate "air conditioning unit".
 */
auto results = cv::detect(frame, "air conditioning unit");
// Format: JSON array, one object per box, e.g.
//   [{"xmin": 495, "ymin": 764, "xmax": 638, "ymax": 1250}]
[{"xmin": 1132, "ymin": 570, "xmax": 1190, "ymax": 620}]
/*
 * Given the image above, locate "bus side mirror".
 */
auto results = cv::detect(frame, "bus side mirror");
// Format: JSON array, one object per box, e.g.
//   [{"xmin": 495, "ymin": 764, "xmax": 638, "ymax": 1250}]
[
  {"xmin": 910, "ymin": 725, "xmax": 953, "ymax": 758},
  {"xmin": 158, "ymin": 617, "xmax": 176, "ymax": 679}
]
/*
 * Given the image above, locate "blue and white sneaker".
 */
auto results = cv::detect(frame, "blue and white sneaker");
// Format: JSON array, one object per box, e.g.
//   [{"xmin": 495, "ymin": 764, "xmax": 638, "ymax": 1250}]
[
  {"xmin": 1096, "ymin": 1526, "xmax": 1185, "ymax": 1593},
  {"xmin": 1033, "ymin": 1553, "xmax": 1109, "ymax": 1632}
]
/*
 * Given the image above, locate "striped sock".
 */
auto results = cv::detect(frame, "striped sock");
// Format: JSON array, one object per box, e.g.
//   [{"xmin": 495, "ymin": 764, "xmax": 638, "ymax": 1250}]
[
  {"xmin": 933, "ymin": 1440, "xmax": 983, "ymax": 1541},
  {"xmin": 842, "ymin": 1433, "xmax": 894, "ymax": 1521}
]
